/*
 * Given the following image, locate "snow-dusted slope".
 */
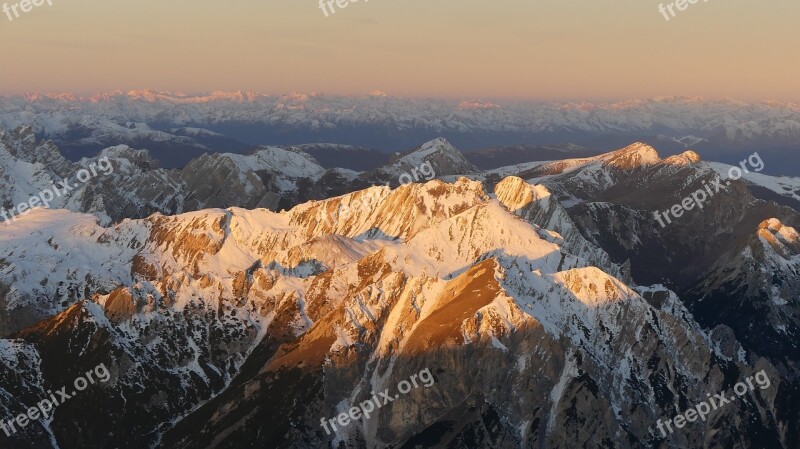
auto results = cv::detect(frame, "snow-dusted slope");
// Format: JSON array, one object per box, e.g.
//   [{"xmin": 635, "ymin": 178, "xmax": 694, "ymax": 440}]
[
  {"xmin": 516, "ymin": 142, "xmax": 662, "ymax": 205},
  {"xmin": 707, "ymin": 161, "xmax": 800, "ymax": 204},
  {"xmin": 227, "ymin": 146, "xmax": 327, "ymax": 184},
  {"xmin": 494, "ymin": 176, "xmax": 623, "ymax": 279}
]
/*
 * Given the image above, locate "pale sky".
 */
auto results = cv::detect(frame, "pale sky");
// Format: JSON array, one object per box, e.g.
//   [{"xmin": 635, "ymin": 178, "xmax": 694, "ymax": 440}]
[{"xmin": 0, "ymin": 0, "xmax": 798, "ymax": 101}]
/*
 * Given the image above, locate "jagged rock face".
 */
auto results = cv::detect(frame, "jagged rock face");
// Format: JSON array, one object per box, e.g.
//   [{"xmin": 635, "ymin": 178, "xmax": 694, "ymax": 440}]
[
  {"xmin": 685, "ymin": 219, "xmax": 800, "ymax": 368},
  {"xmin": 0, "ymin": 127, "xmax": 73, "ymax": 177},
  {"xmin": 10, "ymin": 299, "xmax": 260, "ymax": 449},
  {"xmin": 1, "ymin": 173, "xmax": 796, "ymax": 449},
  {"xmin": 84, "ymin": 145, "xmax": 193, "ymax": 222},
  {"xmin": 0, "ymin": 127, "xmax": 73, "ymax": 214},
  {"xmin": 181, "ymin": 152, "xmax": 280, "ymax": 211},
  {"xmin": 0, "ymin": 128, "xmax": 191, "ymax": 225}
]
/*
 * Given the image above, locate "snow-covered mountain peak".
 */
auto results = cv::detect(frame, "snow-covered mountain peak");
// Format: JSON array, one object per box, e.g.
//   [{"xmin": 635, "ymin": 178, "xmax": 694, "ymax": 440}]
[
  {"xmin": 400, "ymin": 137, "xmax": 460, "ymax": 161},
  {"xmin": 603, "ymin": 142, "xmax": 661, "ymax": 170},
  {"xmin": 418, "ymin": 137, "xmax": 457, "ymax": 152},
  {"xmin": 514, "ymin": 144, "xmax": 666, "ymax": 205},
  {"xmin": 385, "ymin": 137, "xmax": 478, "ymax": 177},
  {"xmin": 757, "ymin": 218, "xmax": 800, "ymax": 258},
  {"xmin": 493, "ymin": 176, "xmax": 551, "ymax": 212},
  {"xmin": 242, "ymin": 146, "xmax": 326, "ymax": 180},
  {"xmin": 663, "ymin": 149, "xmax": 702, "ymax": 166}
]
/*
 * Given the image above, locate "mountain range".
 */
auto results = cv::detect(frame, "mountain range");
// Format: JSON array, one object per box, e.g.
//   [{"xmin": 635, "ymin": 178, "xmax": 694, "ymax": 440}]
[
  {"xmin": 0, "ymin": 129, "xmax": 798, "ymax": 448},
  {"xmin": 2, "ymin": 93, "xmax": 800, "ymax": 175}
]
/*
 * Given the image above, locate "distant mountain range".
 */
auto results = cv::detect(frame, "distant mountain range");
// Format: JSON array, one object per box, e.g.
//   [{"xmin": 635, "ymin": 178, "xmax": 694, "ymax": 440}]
[
  {"xmin": 1, "ymin": 128, "xmax": 799, "ymax": 448},
  {"xmin": 1, "ymin": 92, "xmax": 799, "ymax": 175},
  {"xmin": 3, "ymin": 126, "xmax": 799, "ymax": 226}
]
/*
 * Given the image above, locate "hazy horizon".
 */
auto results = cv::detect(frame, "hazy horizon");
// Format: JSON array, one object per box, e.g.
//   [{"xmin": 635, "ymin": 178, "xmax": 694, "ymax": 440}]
[
  {"xmin": 3, "ymin": 91, "xmax": 799, "ymax": 106},
  {"xmin": 1, "ymin": 0, "xmax": 798, "ymax": 101}
]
